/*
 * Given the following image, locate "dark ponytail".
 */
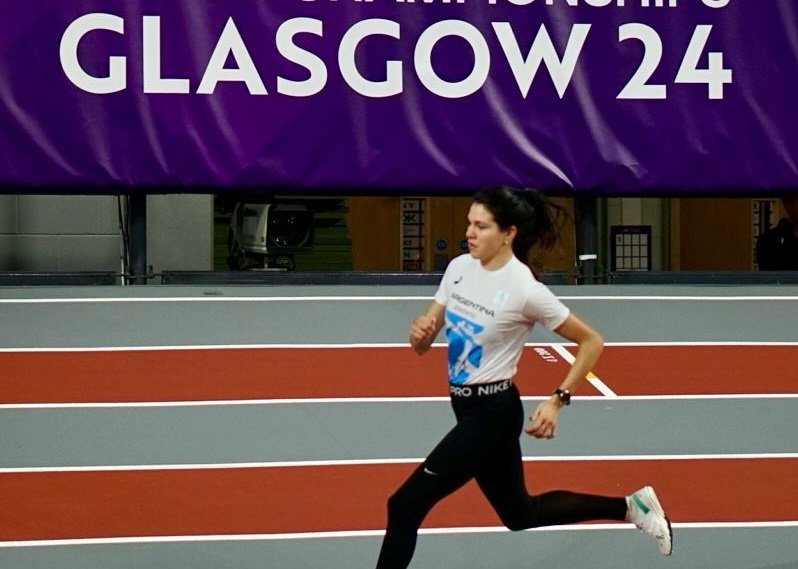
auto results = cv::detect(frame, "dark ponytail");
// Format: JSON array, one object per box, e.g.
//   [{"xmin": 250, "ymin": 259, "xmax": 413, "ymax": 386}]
[{"xmin": 472, "ymin": 186, "xmax": 566, "ymax": 277}]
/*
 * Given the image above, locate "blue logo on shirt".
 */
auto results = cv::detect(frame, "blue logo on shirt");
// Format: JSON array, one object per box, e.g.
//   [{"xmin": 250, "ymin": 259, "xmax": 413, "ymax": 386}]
[{"xmin": 446, "ymin": 311, "xmax": 484, "ymax": 385}]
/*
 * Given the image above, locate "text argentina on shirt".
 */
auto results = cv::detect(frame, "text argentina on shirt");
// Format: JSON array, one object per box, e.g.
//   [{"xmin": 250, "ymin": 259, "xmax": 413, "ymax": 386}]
[{"xmin": 451, "ymin": 292, "xmax": 495, "ymax": 318}]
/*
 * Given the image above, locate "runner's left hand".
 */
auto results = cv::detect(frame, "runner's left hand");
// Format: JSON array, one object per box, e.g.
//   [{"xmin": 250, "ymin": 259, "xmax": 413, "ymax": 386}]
[{"xmin": 525, "ymin": 400, "xmax": 560, "ymax": 439}]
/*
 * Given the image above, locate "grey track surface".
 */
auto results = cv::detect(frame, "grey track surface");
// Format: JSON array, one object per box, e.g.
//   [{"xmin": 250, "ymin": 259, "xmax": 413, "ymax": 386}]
[
  {"xmin": 1, "ymin": 527, "xmax": 796, "ymax": 569},
  {"xmin": 1, "ymin": 283, "xmax": 797, "ymax": 569},
  {"xmin": 1, "ymin": 284, "xmax": 798, "ymax": 347},
  {"xmin": 2, "ymin": 399, "xmax": 796, "ymax": 469}
]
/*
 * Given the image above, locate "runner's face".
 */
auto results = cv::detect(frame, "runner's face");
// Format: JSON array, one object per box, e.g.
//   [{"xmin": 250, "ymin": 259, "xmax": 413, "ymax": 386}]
[{"xmin": 465, "ymin": 203, "xmax": 513, "ymax": 267}]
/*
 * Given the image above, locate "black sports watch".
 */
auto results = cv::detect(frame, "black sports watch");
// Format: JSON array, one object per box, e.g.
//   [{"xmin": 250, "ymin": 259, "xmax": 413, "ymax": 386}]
[{"xmin": 553, "ymin": 388, "xmax": 572, "ymax": 406}]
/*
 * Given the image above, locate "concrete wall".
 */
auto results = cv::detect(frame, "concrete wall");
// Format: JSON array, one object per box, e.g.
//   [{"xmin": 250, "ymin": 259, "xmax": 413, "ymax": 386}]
[
  {"xmin": 0, "ymin": 195, "xmax": 213, "ymax": 276},
  {"xmin": 147, "ymin": 195, "xmax": 214, "ymax": 276},
  {"xmin": 0, "ymin": 195, "xmax": 122, "ymax": 272}
]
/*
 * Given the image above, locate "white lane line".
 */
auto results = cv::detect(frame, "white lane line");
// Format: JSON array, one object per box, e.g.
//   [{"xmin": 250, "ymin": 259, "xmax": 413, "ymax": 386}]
[
  {"xmin": 2, "ymin": 341, "xmax": 795, "ymax": 353},
  {"xmin": 1, "ymin": 295, "xmax": 798, "ymax": 304},
  {"xmin": 2, "ymin": 454, "xmax": 796, "ymax": 474},
  {"xmin": 561, "ymin": 296, "xmax": 798, "ymax": 301},
  {"xmin": 0, "ymin": 398, "xmax": 456, "ymax": 409},
  {"xmin": 2, "ymin": 393, "xmax": 797, "ymax": 410},
  {"xmin": 548, "ymin": 344, "xmax": 617, "ymax": 397},
  {"xmin": 0, "ymin": 343, "xmax": 423, "ymax": 352},
  {"xmin": 1, "ymin": 521, "xmax": 796, "ymax": 548},
  {"xmin": 598, "ymin": 341, "xmax": 798, "ymax": 346},
  {"xmin": 0, "ymin": 296, "xmax": 432, "ymax": 304},
  {"xmin": 3, "ymin": 393, "xmax": 798, "ymax": 410}
]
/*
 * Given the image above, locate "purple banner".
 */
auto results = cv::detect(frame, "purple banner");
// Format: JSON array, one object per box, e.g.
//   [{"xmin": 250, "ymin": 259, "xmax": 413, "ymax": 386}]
[{"xmin": 1, "ymin": 0, "xmax": 796, "ymax": 194}]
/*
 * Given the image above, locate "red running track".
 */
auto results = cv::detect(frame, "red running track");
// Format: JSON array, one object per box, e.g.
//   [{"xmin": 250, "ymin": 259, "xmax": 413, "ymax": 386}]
[
  {"xmin": 585, "ymin": 345, "xmax": 798, "ymax": 395},
  {"xmin": 2, "ymin": 459, "xmax": 797, "ymax": 541},
  {"xmin": 2, "ymin": 345, "xmax": 796, "ymax": 404},
  {"xmin": 3, "ymin": 344, "xmax": 795, "ymax": 543}
]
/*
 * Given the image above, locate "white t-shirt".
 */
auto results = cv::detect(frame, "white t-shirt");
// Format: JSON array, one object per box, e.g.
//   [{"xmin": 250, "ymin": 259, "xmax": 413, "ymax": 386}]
[{"xmin": 434, "ymin": 253, "xmax": 570, "ymax": 386}]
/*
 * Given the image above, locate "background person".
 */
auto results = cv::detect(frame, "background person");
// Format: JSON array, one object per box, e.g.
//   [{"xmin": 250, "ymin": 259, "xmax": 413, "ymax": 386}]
[{"xmin": 756, "ymin": 192, "xmax": 798, "ymax": 270}]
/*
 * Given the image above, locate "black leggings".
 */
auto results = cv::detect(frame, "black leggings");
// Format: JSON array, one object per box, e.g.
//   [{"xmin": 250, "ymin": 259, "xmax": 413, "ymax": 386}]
[{"xmin": 375, "ymin": 385, "xmax": 627, "ymax": 569}]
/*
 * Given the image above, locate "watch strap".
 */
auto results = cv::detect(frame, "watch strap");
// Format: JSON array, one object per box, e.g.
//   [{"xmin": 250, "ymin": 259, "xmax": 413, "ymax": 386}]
[{"xmin": 553, "ymin": 388, "xmax": 571, "ymax": 406}]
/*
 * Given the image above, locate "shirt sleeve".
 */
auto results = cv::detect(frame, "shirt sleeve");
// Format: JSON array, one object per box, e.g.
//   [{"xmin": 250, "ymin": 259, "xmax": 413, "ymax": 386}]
[
  {"xmin": 433, "ymin": 256, "xmax": 458, "ymax": 306},
  {"xmin": 523, "ymin": 280, "xmax": 570, "ymax": 331},
  {"xmin": 434, "ymin": 279, "xmax": 448, "ymax": 306}
]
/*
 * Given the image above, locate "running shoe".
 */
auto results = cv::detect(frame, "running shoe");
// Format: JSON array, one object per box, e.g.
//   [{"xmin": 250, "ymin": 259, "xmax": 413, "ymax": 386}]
[{"xmin": 626, "ymin": 486, "xmax": 673, "ymax": 556}]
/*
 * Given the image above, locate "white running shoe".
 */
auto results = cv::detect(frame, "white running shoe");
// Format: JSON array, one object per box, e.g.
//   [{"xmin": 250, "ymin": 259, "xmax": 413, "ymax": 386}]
[{"xmin": 626, "ymin": 486, "xmax": 673, "ymax": 556}]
